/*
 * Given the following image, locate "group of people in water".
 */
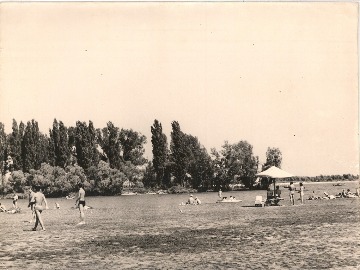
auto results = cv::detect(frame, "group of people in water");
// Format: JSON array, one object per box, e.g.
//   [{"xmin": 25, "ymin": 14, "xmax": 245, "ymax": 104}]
[{"xmin": 0, "ymin": 182, "xmax": 87, "ymax": 231}]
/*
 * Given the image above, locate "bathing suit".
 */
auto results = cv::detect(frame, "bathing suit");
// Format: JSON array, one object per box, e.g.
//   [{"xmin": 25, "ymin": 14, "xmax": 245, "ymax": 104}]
[{"xmin": 79, "ymin": 200, "xmax": 86, "ymax": 207}]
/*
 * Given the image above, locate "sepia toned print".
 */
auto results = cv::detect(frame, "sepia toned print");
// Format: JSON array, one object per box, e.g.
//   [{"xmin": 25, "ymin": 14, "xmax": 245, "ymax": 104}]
[{"xmin": 0, "ymin": 2, "xmax": 358, "ymax": 269}]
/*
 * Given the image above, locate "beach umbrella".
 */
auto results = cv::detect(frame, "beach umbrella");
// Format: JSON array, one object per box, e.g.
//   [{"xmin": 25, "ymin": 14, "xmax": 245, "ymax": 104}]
[
  {"xmin": 256, "ymin": 166, "xmax": 294, "ymax": 179},
  {"xmin": 256, "ymin": 166, "xmax": 294, "ymax": 192}
]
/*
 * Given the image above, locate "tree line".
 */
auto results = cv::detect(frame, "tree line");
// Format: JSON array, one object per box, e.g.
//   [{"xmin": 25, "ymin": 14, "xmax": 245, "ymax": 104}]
[{"xmin": 1, "ymin": 119, "xmax": 357, "ymax": 197}]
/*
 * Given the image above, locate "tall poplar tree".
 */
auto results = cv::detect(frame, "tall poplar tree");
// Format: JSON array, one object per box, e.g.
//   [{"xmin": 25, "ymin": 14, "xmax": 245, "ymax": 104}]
[
  {"xmin": 184, "ymin": 134, "xmax": 213, "ymax": 189},
  {"xmin": 57, "ymin": 121, "xmax": 70, "ymax": 167},
  {"xmin": 88, "ymin": 121, "xmax": 100, "ymax": 167},
  {"xmin": 151, "ymin": 120, "xmax": 168, "ymax": 187},
  {"xmin": 170, "ymin": 121, "xmax": 188, "ymax": 186},
  {"xmin": 0, "ymin": 123, "xmax": 7, "ymax": 175},
  {"xmin": 8, "ymin": 119, "xmax": 22, "ymax": 171},
  {"xmin": 22, "ymin": 121, "xmax": 36, "ymax": 172},
  {"xmin": 74, "ymin": 121, "xmax": 93, "ymax": 171},
  {"xmin": 98, "ymin": 122, "xmax": 122, "ymax": 169},
  {"xmin": 31, "ymin": 120, "xmax": 43, "ymax": 170}
]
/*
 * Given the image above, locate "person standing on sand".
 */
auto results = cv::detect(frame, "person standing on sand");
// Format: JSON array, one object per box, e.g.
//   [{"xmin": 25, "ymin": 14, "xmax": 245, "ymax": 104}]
[
  {"xmin": 218, "ymin": 189, "xmax": 222, "ymax": 199},
  {"xmin": 288, "ymin": 182, "xmax": 295, "ymax": 205},
  {"xmin": 75, "ymin": 183, "xmax": 86, "ymax": 225},
  {"xmin": 12, "ymin": 193, "xmax": 18, "ymax": 209},
  {"xmin": 299, "ymin": 182, "xmax": 305, "ymax": 204},
  {"xmin": 31, "ymin": 186, "xmax": 49, "ymax": 231}
]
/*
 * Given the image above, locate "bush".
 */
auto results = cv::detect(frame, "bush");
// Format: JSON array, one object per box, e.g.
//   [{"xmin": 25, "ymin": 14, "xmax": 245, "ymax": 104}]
[{"xmin": 167, "ymin": 185, "xmax": 197, "ymax": 194}]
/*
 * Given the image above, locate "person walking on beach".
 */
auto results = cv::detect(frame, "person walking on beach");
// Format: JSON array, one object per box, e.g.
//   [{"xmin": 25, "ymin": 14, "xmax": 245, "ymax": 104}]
[
  {"xmin": 75, "ymin": 183, "xmax": 86, "ymax": 225},
  {"xmin": 28, "ymin": 187, "xmax": 36, "ymax": 223},
  {"xmin": 31, "ymin": 186, "xmax": 49, "ymax": 231},
  {"xmin": 288, "ymin": 182, "xmax": 295, "ymax": 205},
  {"xmin": 299, "ymin": 182, "xmax": 305, "ymax": 204}
]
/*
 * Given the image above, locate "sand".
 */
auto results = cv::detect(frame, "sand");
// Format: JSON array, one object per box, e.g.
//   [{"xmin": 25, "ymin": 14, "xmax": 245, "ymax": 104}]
[{"xmin": 0, "ymin": 188, "xmax": 359, "ymax": 269}]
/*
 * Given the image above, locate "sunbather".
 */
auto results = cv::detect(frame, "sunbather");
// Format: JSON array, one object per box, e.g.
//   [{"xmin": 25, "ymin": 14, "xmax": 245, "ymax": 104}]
[{"xmin": 0, "ymin": 203, "xmax": 6, "ymax": 212}]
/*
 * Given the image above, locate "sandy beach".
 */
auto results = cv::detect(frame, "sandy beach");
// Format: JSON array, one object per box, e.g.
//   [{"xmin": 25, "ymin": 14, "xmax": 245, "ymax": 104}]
[{"xmin": 0, "ymin": 183, "xmax": 359, "ymax": 270}]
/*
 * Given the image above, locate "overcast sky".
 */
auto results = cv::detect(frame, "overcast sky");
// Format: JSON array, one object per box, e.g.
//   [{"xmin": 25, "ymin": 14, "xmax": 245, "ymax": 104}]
[{"xmin": 0, "ymin": 2, "xmax": 358, "ymax": 176}]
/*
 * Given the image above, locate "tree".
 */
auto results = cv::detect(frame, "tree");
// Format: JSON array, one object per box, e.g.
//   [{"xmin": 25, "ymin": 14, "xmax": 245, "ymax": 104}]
[
  {"xmin": 50, "ymin": 119, "xmax": 70, "ymax": 168},
  {"xmin": 143, "ymin": 161, "xmax": 157, "ymax": 188},
  {"xmin": 170, "ymin": 121, "xmax": 189, "ymax": 186},
  {"xmin": 259, "ymin": 147, "xmax": 282, "ymax": 189},
  {"xmin": 98, "ymin": 122, "xmax": 122, "ymax": 169},
  {"xmin": 119, "ymin": 129, "xmax": 147, "ymax": 166},
  {"xmin": 8, "ymin": 119, "xmax": 22, "ymax": 171},
  {"xmin": 263, "ymin": 147, "xmax": 282, "ymax": 170},
  {"xmin": 74, "ymin": 121, "xmax": 98, "ymax": 171},
  {"xmin": 0, "ymin": 122, "xmax": 7, "ymax": 175},
  {"xmin": 87, "ymin": 160, "xmax": 126, "ymax": 195},
  {"xmin": 88, "ymin": 121, "xmax": 100, "ymax": 167},
  {"xmin": 31, "ymin": 120, "xmax": 43, "ymax": 170},
  {"xmin": 151, "ymin": 120, "xmax": 168, "ymax": 187},
  {"xmin": 22, "ymin": 121, "xmax": 36, "ymax": 172},
  {"xmin": 8, "ymin": 170, "xmax": 27, "ymax": 193},
  {"xmin": 38, "ymin": 133, "xmax": 50, "ymax": 166},
  {"xmin": 212, "ymin": 140, "xmax": 259, "ymax": 189},
  {"xmin": 184, "ymin": 134, "xmax": 213, "ymax": 190}
]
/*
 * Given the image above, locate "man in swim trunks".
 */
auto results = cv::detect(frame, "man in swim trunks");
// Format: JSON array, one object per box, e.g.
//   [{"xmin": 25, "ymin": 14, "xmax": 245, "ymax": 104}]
[
  {"xmin": 31, "ymin": 186, "xmax": 49, "ymax": 231},
  {"xmin": 28, "ymin": 187, "xmax": 36, "ymax": 223},
  {"xmin": 75, "ymin": 183, "xmax": 86, "ymax": 225},
  {"xmin": 288, "ymin": 182, "xmax": 295, "ymax": 205}
]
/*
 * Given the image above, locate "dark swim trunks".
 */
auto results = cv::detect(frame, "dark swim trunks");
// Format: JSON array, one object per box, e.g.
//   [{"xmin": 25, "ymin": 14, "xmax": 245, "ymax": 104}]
[{"xmin": 79, "ymin": 201, "xmax": 86, "ymax": 207}]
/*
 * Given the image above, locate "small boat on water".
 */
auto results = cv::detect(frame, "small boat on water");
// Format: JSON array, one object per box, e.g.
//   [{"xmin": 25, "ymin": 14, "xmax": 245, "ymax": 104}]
[
  {"xmin": 216, "ymin": 199, "xmax": 242, "ymax": 203},
  {"xmin": 121, "ymin": 192, "xmax": 138, "ymax": 196}
]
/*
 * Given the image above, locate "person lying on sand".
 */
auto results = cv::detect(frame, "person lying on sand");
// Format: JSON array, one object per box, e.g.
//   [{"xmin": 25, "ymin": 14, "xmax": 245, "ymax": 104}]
[
  {"xmin": 7, "ymin": 208, "xmax": 21, "ymax": 214},
  {"xmin": 0, "ymin": 203, "xmax": 7, "ymax": 212},
  {"xmin": 323, "ymin": 192, "xmax": 336, "ymax": 200}
]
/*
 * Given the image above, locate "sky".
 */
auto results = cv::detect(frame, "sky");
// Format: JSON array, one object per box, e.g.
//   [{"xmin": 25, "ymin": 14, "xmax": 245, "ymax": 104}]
[{"xmin": 0, "ymin": 2, "xmax": 358, "ymax": 177}]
